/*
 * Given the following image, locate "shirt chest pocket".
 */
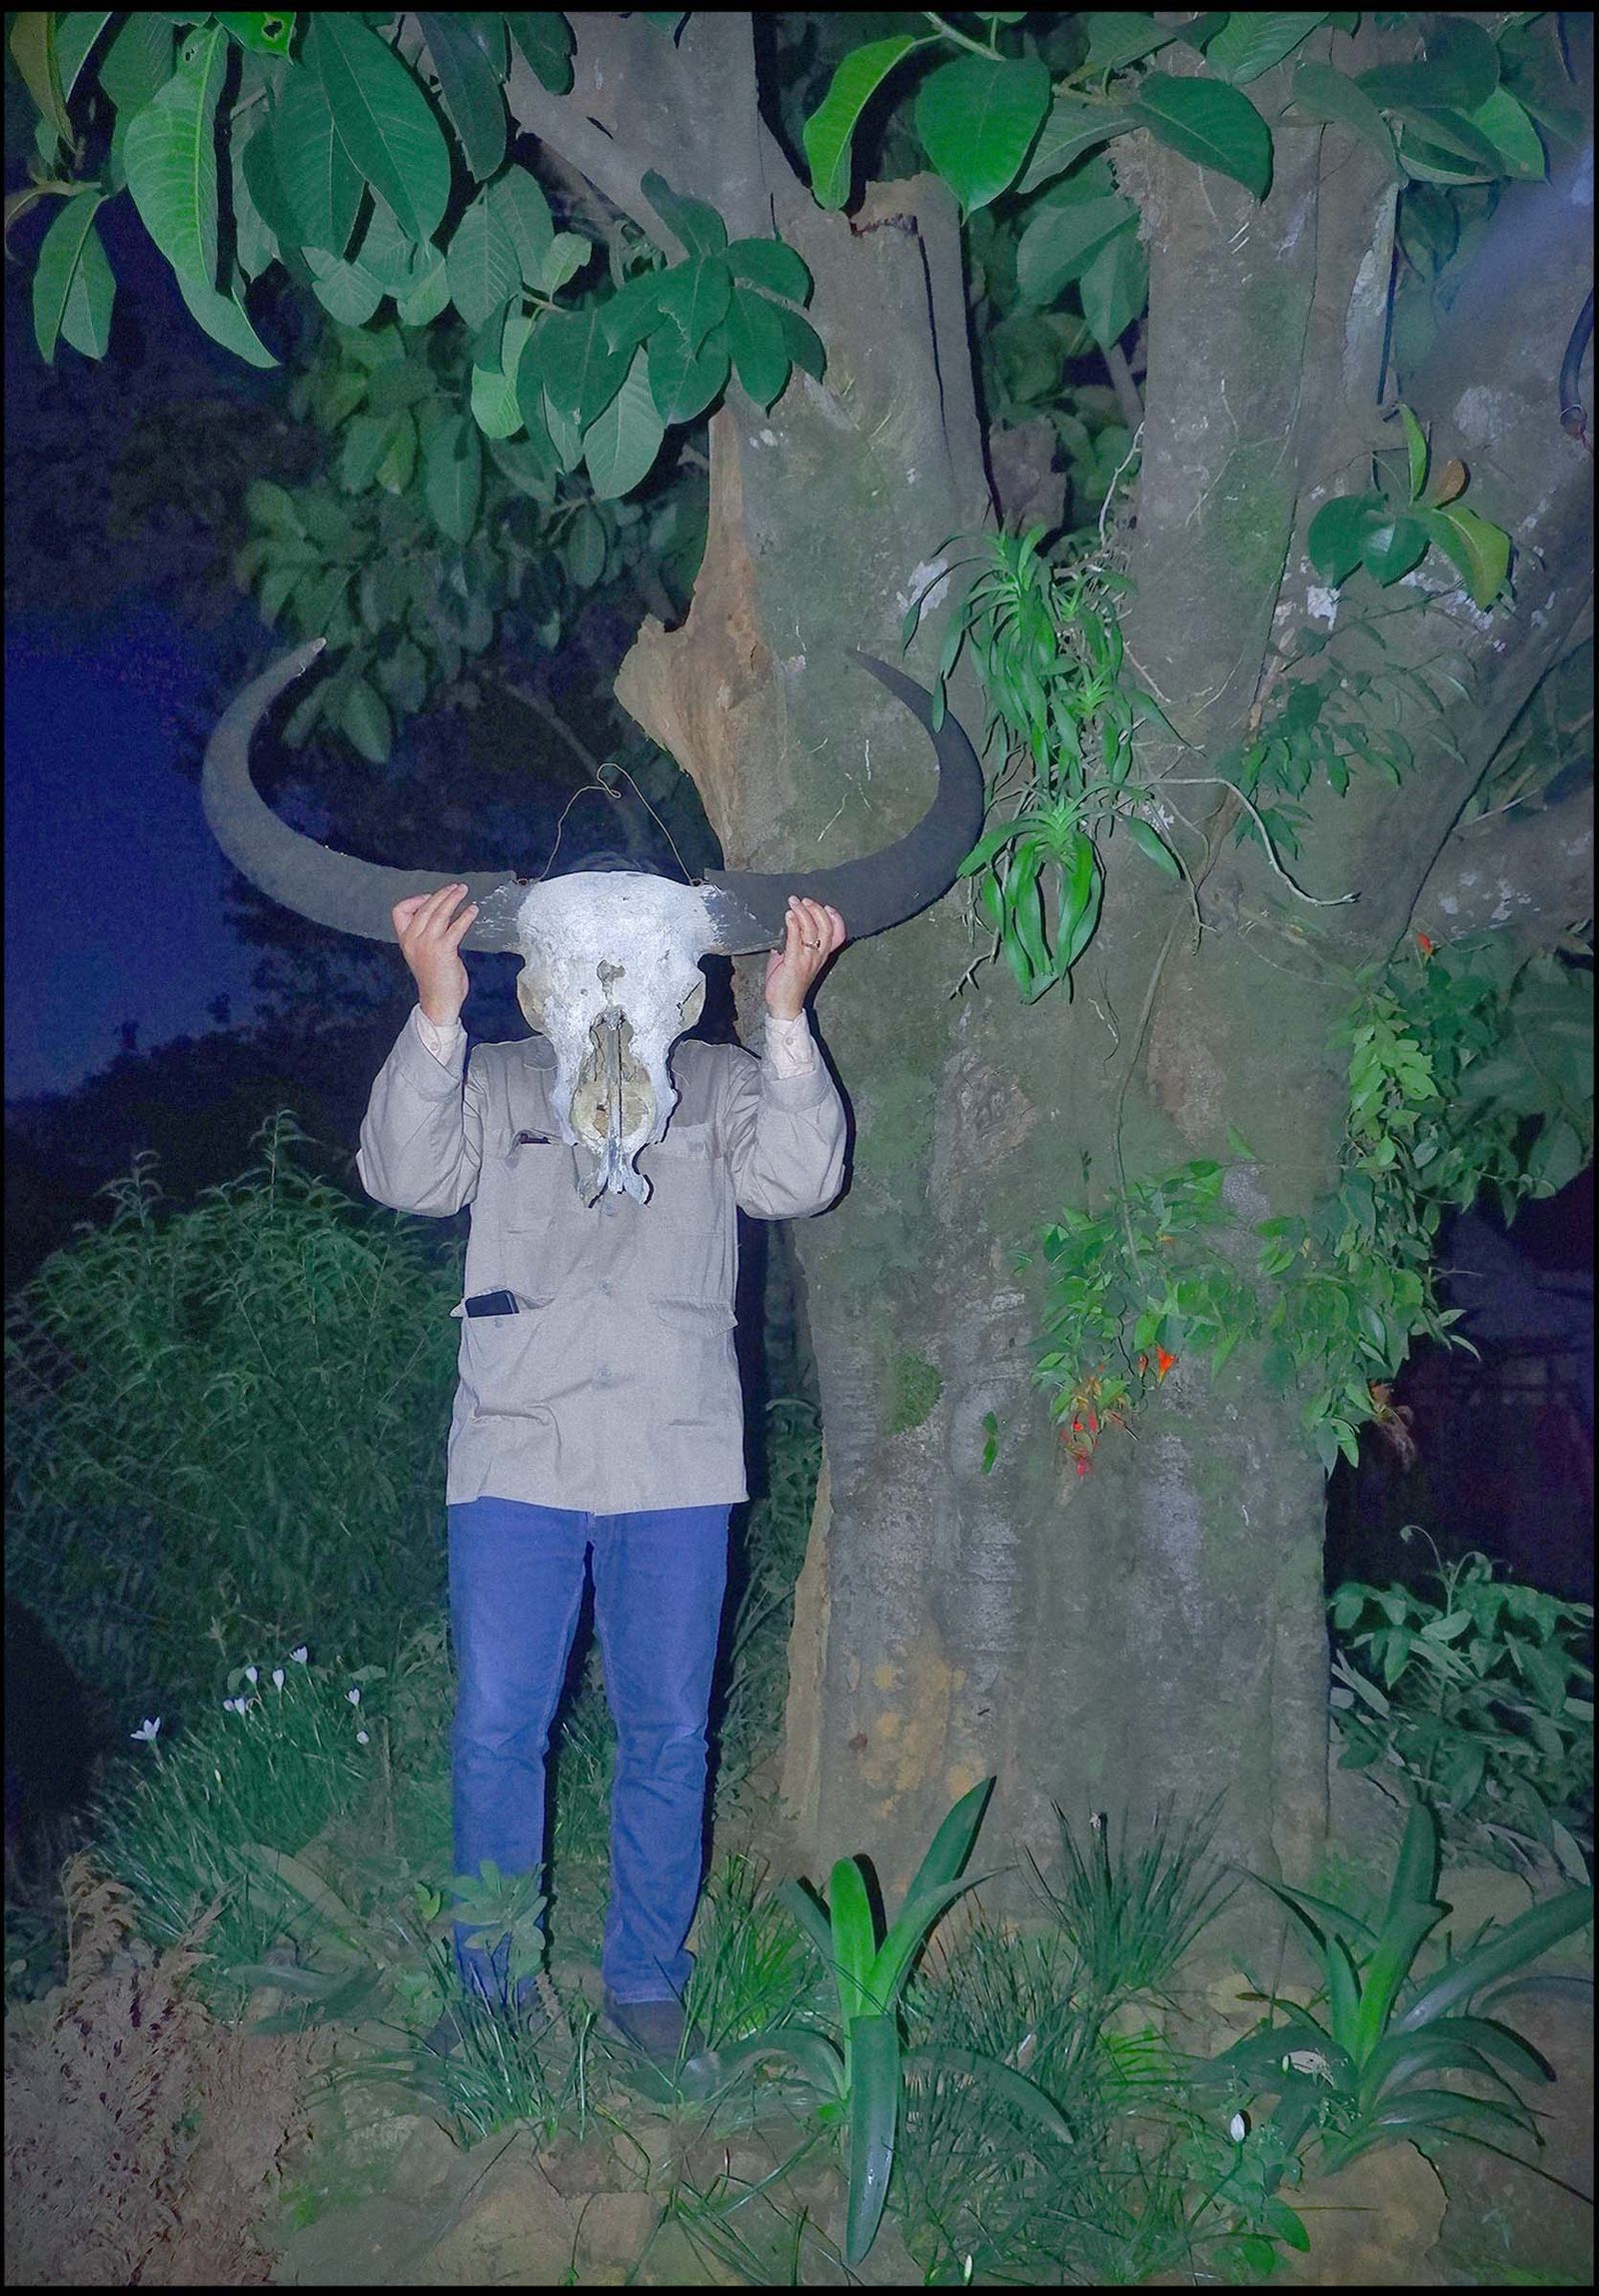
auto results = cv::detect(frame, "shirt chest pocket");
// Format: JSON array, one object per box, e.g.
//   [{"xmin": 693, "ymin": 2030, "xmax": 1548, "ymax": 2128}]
[{"xmin": 495, "ymin": 1135, "xmax": 577, "ymax": 1233}]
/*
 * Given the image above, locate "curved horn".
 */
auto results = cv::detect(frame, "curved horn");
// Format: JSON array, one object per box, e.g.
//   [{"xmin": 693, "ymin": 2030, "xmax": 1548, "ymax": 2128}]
[
  {"xmin": 701, "ymin": 652, "xmax": 985, "ymax": 953},
  {"xmin": 202, "ymin": 639, "xmax": 526, "ymax": 950}
]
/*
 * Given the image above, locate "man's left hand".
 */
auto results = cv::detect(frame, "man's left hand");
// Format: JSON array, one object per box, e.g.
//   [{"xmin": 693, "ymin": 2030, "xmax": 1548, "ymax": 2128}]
[{"xmin": 766, "ymin": 896, "xmax": 846, "ymax": 1020}]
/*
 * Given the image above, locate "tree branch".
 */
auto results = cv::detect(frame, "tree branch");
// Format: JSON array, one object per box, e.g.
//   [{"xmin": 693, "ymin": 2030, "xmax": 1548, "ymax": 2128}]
[{"xmin": 500, "ymin": 45, "xmax": 677, "ymax": 253}]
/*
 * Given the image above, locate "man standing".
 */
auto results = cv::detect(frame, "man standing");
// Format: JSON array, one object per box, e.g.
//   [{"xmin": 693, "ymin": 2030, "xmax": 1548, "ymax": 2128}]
[{"xmin": 357, "ymin": 880, "xmax": 846, "ymax": 2064}]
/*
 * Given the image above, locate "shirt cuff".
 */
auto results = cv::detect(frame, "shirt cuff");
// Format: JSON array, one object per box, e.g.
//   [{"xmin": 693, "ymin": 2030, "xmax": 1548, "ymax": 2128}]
[
  {"xmin": 764, "ymin": 1009, "xmax": 817, "ymax": 1078},
  {"xmin": 414, "ymin": 1005, "xmax": 465, "ymax": 1068}
]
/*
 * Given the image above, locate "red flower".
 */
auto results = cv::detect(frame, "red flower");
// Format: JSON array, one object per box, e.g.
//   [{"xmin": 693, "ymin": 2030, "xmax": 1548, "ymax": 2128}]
[
  {"xmin": 1155, "ymin": 1347, "xmax": 1177, "ymax": 1381},
  {"xmin": 1416, "ymin": 931, "xmax": 1436, "ymax": 956}
]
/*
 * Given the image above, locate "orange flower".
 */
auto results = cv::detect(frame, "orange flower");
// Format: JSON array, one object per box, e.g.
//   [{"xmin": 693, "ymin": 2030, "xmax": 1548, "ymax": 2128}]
[
  {"xmin": 1074, "ymin": 1455, "xmax": 1091, "ymax": 1477},
  {"xmin": 1416, "ymin": 931, "xmax": 1435, "ymax": 956},
  {"xmin": 1154, "ymin": 1347, "xmax": 1177, "ymax": 1381}
]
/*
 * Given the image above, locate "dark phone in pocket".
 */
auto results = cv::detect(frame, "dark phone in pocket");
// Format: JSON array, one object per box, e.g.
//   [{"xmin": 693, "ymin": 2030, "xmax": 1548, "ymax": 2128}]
[{"xmin": 465, "ymin": 1290, "xmax": 520, "ymax": 1318}]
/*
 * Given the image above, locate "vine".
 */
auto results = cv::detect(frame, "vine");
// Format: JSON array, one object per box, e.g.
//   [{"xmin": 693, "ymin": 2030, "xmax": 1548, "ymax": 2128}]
[{"xmin": 1031, "ymin": 937, "xmax": 1593, "ymax": 1475}]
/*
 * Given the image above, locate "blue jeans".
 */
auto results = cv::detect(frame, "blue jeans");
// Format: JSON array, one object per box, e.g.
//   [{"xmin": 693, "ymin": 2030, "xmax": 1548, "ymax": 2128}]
[{"xmin": 447, "ymin": 1497, "xmax": 730, "ymax": 2006}]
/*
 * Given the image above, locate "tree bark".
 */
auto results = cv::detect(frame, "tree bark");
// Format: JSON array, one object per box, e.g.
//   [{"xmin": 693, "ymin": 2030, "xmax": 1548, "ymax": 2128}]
[{"xmin": 504, "ymin": 13, "xmax": 1594, "ymax": 1913}]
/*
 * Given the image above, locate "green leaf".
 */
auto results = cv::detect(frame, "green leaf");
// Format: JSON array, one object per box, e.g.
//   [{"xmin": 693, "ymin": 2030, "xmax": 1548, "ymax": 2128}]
[
  {"xmin": 446, "ymin": 188, "xmax": 519, "ymax": 330},
  {"xmin": 305, "ymin": 245, "xmax": 385, "ymax": 325},
  {"xmin": 273, "ymin": 61, "xmax": 363, "ymax": 259},
  {"xmin": 396, "ymin": 243, "xmax": 450, "ymax": 326},
  {"xmin": 536, "ymin": 229, "xmax": 592, "ymax": 296},
  {"xmin": 827, "ymin": 1856, "xmax": 878, "ymax": 2023},
  {"xmin": 341, "ymin": 675, "xmax": 392, "ymax": 762},
  {"xmin": 1016, "ymin": 94, "xmax": 1134, "ymax": 194},
  {"xmin": 1203, "ymin": 13, "xmax": 1327, "ymax": 87},
  {"xmin": 1399, "ymin": 403, "xmax": 1429, "ymax": 502},
  {"xmin": 1131, "ymin": 73, "xmax": 1274, "ymax": 200},
  {"xmin": 727, "ymin": 236, "xmax": 812, "ymax": 305},
  {"xmin": 1307, "ymin": 493, "xmax": 1384, "ymax": 585},
  {"xmin": 1397, "ymin": 1887, "xmax": 1595, "ymax": 2033},
  {"xmin": 56, "ymin": 209, "xmax": 115, "ymax": 360},
  {"xmin": 1288, "ymin": 61, "xmax": 1398, "ymax": 168},
  {"xmin": 646, "ymin": 324, "xmax": 730, "ymax": 424},
  {"xmin": 914, "ymin": 54, "xmax": 1051, "ymax": 213},
  {"xmin": 1078, "ymin": 222, "xmax": 1146, "ymax": 348},
  {"xmin": 422, "ymin": 411, "xmax": 483, "ymax": 543},
  {"xmin": 907, "ymin": 2044, "xmax": 1074, "ymax": 2144},
  {"xmin": 772, "ymin": 302, "xmax": 825, "ymax": 381},
  {"xmin": 1417, "ymin": 504, "xmax": 1510, "ymax": 608},
  {"xmin": 653, "ymin": 255, "xmax": 734, "ymax": 355},
  {"xmin": 583, "ymin": 346, "xmax": 665, "ymax": 499},
  {"xmin": 1126, "ymin": 814, "xmax": 1181, "ymax": 880},
  {"xmin": 307, "ymin": 12, "xmax": 452, "ymax": 245},
  {"xmin": 124, "ymin": 24, "xmax": 277, "ymax": 366},
  {"xmin": 99, "ymin": 12, "xmax": 173, "ymax": 115},
  {"xmin": 506, "ymin": 11, "xmax": 574, "ymax": 97},
  {"xmin": 1464, "ymin": 85, "xmax": 1546, "ymax": 181},
  {"xmin": 1422, "ymin": 15, "xmax": 1499, "ymax": 112},
  {"xmin": 32, "ymin": 190, "xmax": 107, "ymax": 364},
  {"xmin": 1079, "ymin": 13, "xmax": 1177, "ymax": 75},
  {"xmin": 802, "ymin": 36, "xmax": 923, "ymax": 211},
  {"xmin": 727, "ymin": 284, "xmax": 791, "ymax": 407},
  {"xmin": 487, "ymin": 164, "xmax": 555, "ymax": 288},
  {"xmin": 55, "ymin": 11, "xmax": 113, "ymax": 105},
  {"xmin": 471, "ymin": 308, "xmax": 534, "ymax": 439},
  {"xmin": 1361, "ymin": 513, "xmax": 1431, "ymax": 585},
  {"xmin": 845, "ymin": 2013, "xmax": 899, "ymax": 2266},
  {"xmin": 214, "ymin": 13, "xmax": 295, "ymax": 59},
  {"xmin": 1015, "ymin": 191, "xmax": 1139, "ymax": 306},
  {"xmin": 9, "ymin": 13, "xmax": 72, "ymax": 146},
  {"xmin": 639, "ymin": 168, "xmax": 728, "ymax": 258},
  {"xmin": 417, "ymin": 10, "xmax": 506, "ymax": 181},
  {"xmin": 541, "ymin": 305, "xmax": 629, "ymax": 429}
]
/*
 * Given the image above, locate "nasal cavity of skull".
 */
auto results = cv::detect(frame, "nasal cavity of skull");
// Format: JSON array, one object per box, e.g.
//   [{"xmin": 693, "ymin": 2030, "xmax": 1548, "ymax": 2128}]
[{"xmin": 597, "ymin": 960, "xmax": 625, "ymax": 990}]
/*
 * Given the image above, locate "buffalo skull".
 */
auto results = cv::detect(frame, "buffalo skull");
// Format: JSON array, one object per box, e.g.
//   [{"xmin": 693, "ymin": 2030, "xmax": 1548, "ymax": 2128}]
[{"xmin": 203, "ymin": 644, "xmax": 982, "ymax": 1200}]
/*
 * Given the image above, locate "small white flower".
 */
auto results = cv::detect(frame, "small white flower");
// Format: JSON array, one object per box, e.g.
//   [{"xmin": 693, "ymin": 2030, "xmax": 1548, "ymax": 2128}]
[
  {"xmin": 272, "ymin": 1669, "xmax": 286, "ymax": 1691},
  {"xmin": 131, "ymin": 1717, "xmax": 162, "ymax": 1745},
  {"xmin": 1229, "ymin": 2111, "xmax": 1249, "ymax": 2143},
  {"xmin": 347, "ymin": 1686, "xmax": 362, "ymax": 1706},
  {"xmin": 289, "ymin": 1647, "xmax": 309, "ymax": 1666},
  {"xmin": 356, "ymin": 1729, "xmax": 370, "ymax": 1745},
  {"xmin": 223, "ymin": 1697, "xmax": 244, "ymax": 1717},
  {"xmin": 243, "ymin": 1665, "xmax": 258, "ymax": 1685}
]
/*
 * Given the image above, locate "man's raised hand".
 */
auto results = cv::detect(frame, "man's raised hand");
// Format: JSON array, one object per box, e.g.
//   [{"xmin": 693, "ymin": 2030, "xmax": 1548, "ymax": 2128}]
[
  {"xmin": 393, "ymin": 883, "xmax": 478, "ymax": 1028},
  {"xmin": 766, "ymin": 895, "xmax": 846, "ymax": 1021}
]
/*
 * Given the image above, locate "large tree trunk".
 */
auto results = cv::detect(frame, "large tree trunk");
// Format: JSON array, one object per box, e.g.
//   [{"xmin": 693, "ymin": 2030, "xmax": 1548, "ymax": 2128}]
[{"xmin": 509, "ymin": 14, "xmax": 1593, "ymax": 1909}]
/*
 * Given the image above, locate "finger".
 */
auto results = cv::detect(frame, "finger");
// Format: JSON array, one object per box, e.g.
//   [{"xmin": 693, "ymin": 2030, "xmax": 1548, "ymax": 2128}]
[
  {"xmin": 823, "ymin": 905, "xmax": 846, "ymax": 947},
  {"xmin": 445, "ymin": 901, "xmax": 479, "ymax": 945}
]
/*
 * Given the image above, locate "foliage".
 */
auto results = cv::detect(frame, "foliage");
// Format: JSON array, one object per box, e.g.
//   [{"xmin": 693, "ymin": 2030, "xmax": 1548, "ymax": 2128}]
[
  {"xmin": 1308, "ymin": 404, "xmax": 1511, "ymax": 609},
  {"xmin": 1032, "ymin": 938, "xmax": 1592, "ymax": 1472},
  {"xmin": 716, "ymin": 1399, "xmax": 822, "ymax": 1797},
  {"xmin": 1026, "ymin": 1799, "xmax": 1237, "ymax": 2008},
  {"xmin": 1195, "ymin": 1798, "xmax": 1593, "ymax": 2194},
  {"xmin": 722, "ymin": 1777, "xmax": 1071, "ymax": 2264},
  {"xmin": 1330, "ymin": 1532, "xmax": 1594, "ymax": 1881},
  {"xmin": 4, "ymin": 1111, "xmax": 461, "ymax": 1722}
]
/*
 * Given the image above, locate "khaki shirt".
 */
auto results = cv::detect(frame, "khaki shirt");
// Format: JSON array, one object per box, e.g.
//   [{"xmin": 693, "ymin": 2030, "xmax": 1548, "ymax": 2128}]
[{"xmin": 357, "ymin": 1008, "xmax": 846, "ymax": 1511}]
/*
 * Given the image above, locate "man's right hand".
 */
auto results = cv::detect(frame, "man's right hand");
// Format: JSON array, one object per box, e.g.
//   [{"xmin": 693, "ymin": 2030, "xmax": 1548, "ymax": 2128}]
[{"xmin": 393, "ymin": 882, "xmax": 478, "ymax": 1028}]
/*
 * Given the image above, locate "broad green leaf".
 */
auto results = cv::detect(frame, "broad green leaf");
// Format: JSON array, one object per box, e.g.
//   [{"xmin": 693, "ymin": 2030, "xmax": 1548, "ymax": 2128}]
[
  {"xmin": 914, "ymin": 54, "xmax": 1051, "ymax": 213},
  {"xmin": 1203, "ymin": 13, "xmax": 1327, "ymax": 87},
  {"xmin": 647, "ymin": 326, "xmax": 731, "ymax": 423},
  {"xmin": 124, "ymin": 25, "xmax": 277, "ymax": 366},
  {"xmin": 719, "ymin": 2025, "xmax": 846, "ymax": 2097},
  {"xmin": 1017, "ymin": 94, "xmax": 1134, "ymax": 194},
  {"xmin": 1289, "ymin": 62, "xmax": 1398, "ymax": 170},
  {"xmin": 563, "ymin": 503, "xmax": 607, "ymax": 588},
  {"xmin": 32, "ymin": 189, "xmax": 107, "ymax": 363},
  {"xmin": 341, "ymin": 675, "xmax": 392, "ymax": 763},
  {"xmin": 487, "ymin": 164, "xmax": 555, "ymax": 288},
  {"xmin": 900, "ymin": 1779, "xmax": 995, "ymax": 1920},
  {"xmin": 1396, "ymin": 125, "xmax": 1496, "ymax": 187},
  {"xmin": 489, "ymin": 425, "xmax": 556, "ymax": 498},
  {"xmin": 802, "ymin": 36, "xmax": 923, "ymax": 211},
  {"xmin": 640, "ymin": 167, "xmax": 729, "ymax": 257},
  {"xmin": 536, "ymin": 229, "xmax": 592, "ymax": 296},
  {"xmin": 273, "ymin": 61, "xmax": 363, "ymax": 258},
  {"xmin": 1015, "ymin": 191, "xmax": 1138, "ymax": 306},
  {"xmin": 582, "ymin": 346, "xmax": 665, "ymax": 498},
  {"xmin": 446, "ymin": 189, "xmax": 520, "ymax": 330},
  {"xmin": 1079, "ymin": 13, "xmax": 1177, "ymax": 75},
  {"xmin": 339, "ymin": 412, "xmax": 391, "ymax": 492},
  {"xmin": 845, "ymin": 2014, "xmax": 899, "ymax": 2266},
  {"xmin": 1397, "ymin": 1886, "xmax": 1594, "ymax": 2032},
  {"xmin": 1307, "ymin": 493, "xmax": 1384, "ymax": 585},
  {"xmin": 1464, "ymin": 85, "xmax": 1546, "ymax": 180},
  {"xmin": 55, "ymin": 11, "xmax": 113, "ymax": 106},
  {"xmin": 1131, "ymin": 73, "xmax": 1274, "ymax": 200},
  {"xmin": 396, "ymin": 244, "xmax": 450, "ymax": 326},
  {"xmin": 727, "ymin": 284, "xmax": 790, "ymax": 407},
  {"xmin": 214, "ymin": 13, "xmax": 294, "ymax": 58},
  {"xmin": 827, "ymin": 1855, "xmax": 878, "ymax": 2023},
  {"xmin": 9, "ymin": 14, "xmax": 71, "ymax": 145},
  {"xmin": 727, "ymin": 235, "xmax": 812, "ymax": 305},
  {"xmin": 307, "ymin": 13, "xmax": 451, "ymax": 245},
  {"xmin": 506, "ymin": 11, "xmax": 574, "ymax": 96},
  {"xmin": 541, "ymin": 305, "xmax": 629, "ymax": 429},
  {"xmin": 417, "ymin": 10, "xmax": 506, "ymax": 181},
  {"xmin": 1402, "ymin": 107, "xmax": 1503, "ymax": 175},
  {"xmin": 1422, "ymin": 15, "xmax": 1499, "ymax": 112},
  {"xmin": 1126, "ymin": 814, "xmax": 1181, "ymax": 879},
  {"xmin": 98, "ymin": 11, "xmax": 172, "ymax": 115},
  {"xmin": 777, "ymin": 1876, "xmax": 835, "ymax": 1967},
  {"xmin": 230, "ymin": 114, "xmax": 278, "ymax": 280},
  {"xmin": 773, "ymin": 302, "xmax": 825, "ymax": 381},
  {"xmin": 374, "ymin": 408, "xmax": 418, "ymax": 492},
  {"xmin": 57, "ymin": 210, "xmax": 115, "ymax": 359},
  {"xmin": 1079, "ymin": 221, "xmax": 1147, "ymax": 348},
  {"xmin": 1418, "ymin": 505, "xmax": 1510, "ymax": 607},
  {"xmin": 351, "ymin": 194, "xmax": 419, "ymax": 294},
  {"xmin": 471, "ymin": 309, "xmax": 534, "ymax": 439},
  {"xmin": 653, "ymin": 255, "xmax": 734, "ymax": 354},
  {"xmin": 1398, "ymin": 403, "xmax": 1429, "ymax": 501},
  {"xmin": 241, "ymin": 99, "xmax": 301, "ymax": 247},
  {"xmin": 1361, "ymin": 513, "xmax": 1430, "ymax": 585},
  {"xmin": 306, "ymin": 246, "xmax": 385, "ymax": 325},
  {"xmin": 423, "ymin": 410, "xmax": 483, "ymax": 542}
]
